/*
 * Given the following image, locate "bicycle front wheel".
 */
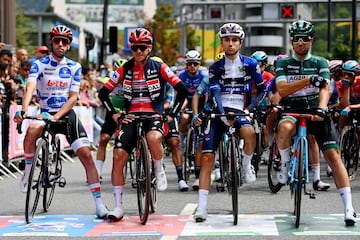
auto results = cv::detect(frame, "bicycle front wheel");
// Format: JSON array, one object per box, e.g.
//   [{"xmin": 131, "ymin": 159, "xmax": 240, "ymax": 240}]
[
  {"xmin": 136, "ymin": 137, "xmax": 151, "ymax": 225},
  {"xmin": 25, "ymin": 139, "xmax": 48, "ymax": 224},
  {"xmin": 294, "ymin": 138, "xmax": 305, "ymax": 228},
  {"xmin": 340, "ymin": 126, "xmax": 359, "ymax": 180},
  {"xmin": 184, "ymin": 127, "xmax": 194, "ymax": 182},
  {"xmin": 229, "ymin": 137, "xmax": 239, "ymax": 225},
  {"xmin": 267, "ymin": 139, "xmax": 283, "ymax": 193},
  {"xmin": 43, "ymin": 136, "xmax": 61, "ymax": 211},
  {"xmin": 149, "ymin": 159, "xmax": 157, "ymax": 213}
]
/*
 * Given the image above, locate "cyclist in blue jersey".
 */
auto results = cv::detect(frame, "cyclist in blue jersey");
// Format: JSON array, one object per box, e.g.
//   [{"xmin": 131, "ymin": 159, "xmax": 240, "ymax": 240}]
[
  {"xmin": 275, "ymin": 20, "xmax": 356, "ymax": 226},
  {"xmin": 14, "ymin": 25, "xmax": 109, "ymax": 219},
  {"xmin": 194, "ymin": 22, "xmax": 266, "ymax": 222},
  {"xmin": 178, "ymin": 50, "xmax": 209, "ymax": 190}
]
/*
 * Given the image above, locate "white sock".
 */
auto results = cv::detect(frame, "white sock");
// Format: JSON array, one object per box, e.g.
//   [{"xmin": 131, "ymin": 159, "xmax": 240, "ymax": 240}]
[
  {"xmin": 198, "ymin": 189, "xmax": 208, "ymax": 210},
  {"xmin": 339, "ymin": 187, "xmax": 354, "ymax": 211},
  {"xmin": 88, "ymin": 183, "xmax": 103, "ymax": 206},
  {"xmin": 113, "ymin": 185, "xmax": 123, "ymax": 209},
  {"xmin": 95, "ymin": 160, "xmax": 104, "ymax": 176},
  {"xmin": 242, "ymin": 153, "xmax": 253, "ymax": 170},
  {"xmin": 312, "ymin": 165, "xmax": 320, "ymax": 182},
  {"xmin": 279, "ymin": 147, "xmax": 291, "ymax": 166},
  {"xmin": 154, "ymin": 158, "xmax": 163, "ymax": 173}
]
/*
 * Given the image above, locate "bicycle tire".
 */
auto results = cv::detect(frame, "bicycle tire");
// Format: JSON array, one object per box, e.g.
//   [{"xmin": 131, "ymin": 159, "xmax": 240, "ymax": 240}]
[
  {"xmin": 294, "ymin": 138, "xmax": 305, "ymax": 228},
  {"xmin": 43, "ymin": 136, "xmax": 62, "ymax": 211},
  {"xmin": 251, "ymin": 121, "xmax": 262, "ymax": 175},
  {"xmin": 217, "ymin": 138, "xmax": 226, "ymax": 188},
  {"xmin": 25, "ymin": 139, "xmax": 47, "ymax": 224},
  {"xmin": 128, "ymin": 152, "xmax": 136, "ymax": 180},
  {"xmin": 340, "ymin": 126, "xmax": 359, "ymax": 180},
  {"xmin": 267, "ymin": 139, "xmax": 283, "ymax": 193},
  {"xmin": 136, "ymin": 137, "xmax": 151, "ymax": 225},
  {"xmin": 184, "ymin": 127, "xmax": 194, "ymax": 182},
  {"xmin": 229, "ymin": 136, "xmax": 239, "ymax": 225},
  {"xmin": 149, "ymin": 158, "xmax": 157, "ymax": 213}
]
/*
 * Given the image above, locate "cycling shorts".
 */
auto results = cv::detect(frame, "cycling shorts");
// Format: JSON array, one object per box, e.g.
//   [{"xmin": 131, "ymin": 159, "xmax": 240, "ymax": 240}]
[
  {"xmin": 164, "ymin": 118, "xmax": 179, "ymax": 140},
  {"xmin": 101, "ymin": 111, "xmax": 117, "ymax": 136}
]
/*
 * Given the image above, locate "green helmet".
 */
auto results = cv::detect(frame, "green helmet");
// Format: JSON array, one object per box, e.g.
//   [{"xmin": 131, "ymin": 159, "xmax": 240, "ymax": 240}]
[
  {"xmin": 289, "ymin": 20, "xmax": 315, "ymax": 37},
  {"xmin": 113, "ymin": 58, "xmax": 128, "ymax": 71}
]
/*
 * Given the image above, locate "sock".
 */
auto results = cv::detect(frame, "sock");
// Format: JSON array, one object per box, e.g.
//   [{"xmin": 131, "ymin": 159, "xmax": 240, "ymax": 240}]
[
  {"xmin": 89, "ymin": 183, "xmax": 103, "ymax": 207},
  {"xmin": 154, "ymin": 158, "xmax": 163, "ymax": 173},
  {"xmin": 312, "ymin": 165, "xmax": 320, "ymax": 182},
  {"xmin": 339, "ymin": 187, "xmax": 354, "ymax": 212},
  {"xmin": 176, "ymin": 166, "xmax": 184, "ymax": 181},
  {"xmin": 242, "ymin": 153, "xmax": 253, "ymax": 170},
  {"xmin": 279, "ymin": 147, "xmax": 291, "ymax": 166},
  {"xmin": 24, "ymin": 153, "xmax": 34, "ymax": 177},
  {"xmin": 95, "ymin": 160, "xmax": 104, "ymax": 177},
  {"xmin": 113, "ymin": 185, "xmax": 123, "ymax": 208},
  {"xmin": 198, "ymin": 189, "xmax": 208, "ymax": 210},
  {"xmin": 195, "ymin": 166, "xmax": 201, "ymax": 179}
]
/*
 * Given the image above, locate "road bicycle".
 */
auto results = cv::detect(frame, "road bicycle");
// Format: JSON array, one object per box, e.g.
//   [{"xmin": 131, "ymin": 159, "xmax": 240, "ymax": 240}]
[
  {"xmin": 184, "ymin": 115, "xmax": 201, "ymax": 183},
  {"xmin": 206, "ymin": 112, "xmax": 251, "ymax": 225},
  {"xmin": 339, "ymin": 109, "xmax": 360, "ymax": 181},
  {"xmin": 251, "ymin": 108, "xmax": 266, "ymax": 175},
  {"xmin": 267, "ymin": 137, "xmax": 284, "ymax": 193},
  {"xmin": 118, "ymin": 114, "xmax": 160, "ymax": 225},
  {"xmin": 17, "ymin": 116, "xmax": 69, "ymax": 224}
]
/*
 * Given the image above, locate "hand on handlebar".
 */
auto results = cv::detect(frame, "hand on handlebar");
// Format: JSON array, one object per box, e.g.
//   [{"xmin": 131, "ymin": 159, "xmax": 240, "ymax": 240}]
[{"xmin": 14, "ymin": 110, "xmax": 25, "ymax": 124}]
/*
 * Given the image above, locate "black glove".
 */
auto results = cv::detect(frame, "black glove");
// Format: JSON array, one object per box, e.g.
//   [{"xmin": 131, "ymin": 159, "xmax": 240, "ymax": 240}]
[
  {"xmin": 309, "ymin": 75, "xmax": 326, "ymax": 88},
  {"xmin": 315, "ymin": 108, "xmax": 327, "ymax": 119}
]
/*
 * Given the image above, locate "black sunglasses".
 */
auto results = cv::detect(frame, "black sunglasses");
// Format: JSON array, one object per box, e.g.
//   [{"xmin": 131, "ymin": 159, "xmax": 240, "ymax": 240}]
[
  {"xmin": 131, "ymin": 45, "xmax": 148, "ymax": 52},
  {"xmin": 187, "ymin": 62, "xmax": 200, "ymax": 67},
  {"xmin": 40, "ymin": 50, "xmax": 49, "ymax": 54},
  {"xmin": 53, "ymin": 38, "xmax": 70, "ymax": 45},
  {"xmin": 292, "ymin": 35, "xmax": 312, "ymax": 43}
]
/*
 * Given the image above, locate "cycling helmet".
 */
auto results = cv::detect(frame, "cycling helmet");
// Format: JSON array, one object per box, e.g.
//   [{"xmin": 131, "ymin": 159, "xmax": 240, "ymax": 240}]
[
  {"xmin": 151, "ymin": 56, "xmax": 164, "ymax": 63},
  {"xmin": 50, "ymin": 25, "xmax": 73, "ymax": 42},
  {"xmin": 218, "ymin": 23, "xmax": 245, "ymax": 40},
  {"xmin": 273, "ymin": 54, "xmax": 288, "ymax": 65},
  {"xmin": 342, "ymin": 60, "xmax": 360, "ymax": 74},
  {"xmin": 251, "ymin": 51, "xmax": 268, "ymax": 64},
  {"xmin": 113, "ymin": 58, "xmax": 127, "ymax": 71},
  {"xmin": 215, "ymin": 52, "xmax": 225, "ymax": 61},
  {"xmin": 185, "ymin": 50, "xmax": 201, "ymax": 62},
  {"xmin": 289, "ymin": 20, "xmax": 315, "ymax": 37},
  {"xmin": 129, "ymin": 28, "xmax": 152, "ymax": 45},
  {"xmin": 329, "ymin": 60, "xmax": 344, "ymax": 74}
]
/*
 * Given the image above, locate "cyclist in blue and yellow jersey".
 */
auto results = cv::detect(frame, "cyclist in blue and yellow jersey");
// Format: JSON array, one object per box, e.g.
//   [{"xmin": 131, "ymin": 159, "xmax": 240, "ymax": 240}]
[
  {"xmin": 194, "ymin": 22, "xmax": 266, "ymax": 222},
  {"xmin": 95, "ymin": 58, "xmax": 128, "ymax": 180},
  {"xmin": 98, "ymin": 28, "xmax": 187, "ymax": 221},
  {"xmin": 275, "ymin": 20, "xmax": 356, "ymax": 226},
  {"xmin": 14, "ymin": 24, "xmax": 109, "ymax": 219},
  {"xmin": 178, "ymin": 50, "xmax": 209, "ymax": 190}
]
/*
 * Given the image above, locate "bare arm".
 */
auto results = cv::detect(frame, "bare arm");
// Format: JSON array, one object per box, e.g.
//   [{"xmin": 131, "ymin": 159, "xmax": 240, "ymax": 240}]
[{"xmin": 276, "ymin": 77, "xmax": 311, "ymax": 98}]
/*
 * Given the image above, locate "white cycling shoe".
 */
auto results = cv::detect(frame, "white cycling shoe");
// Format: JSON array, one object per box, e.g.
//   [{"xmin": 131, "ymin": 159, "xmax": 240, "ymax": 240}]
[
  {"xmin": 156, "ymin": 169, "xmax": 168, "ymax": 192},
  {"xmin": 96, "ymin": 203, "xmax": 109, "ymax": 219},
  {"xmin": 108, "ymin": 207, "xmax": 124, "ymax": 222},
  {"xmin": 194, "ymin": 206, "xmax": 207, "ymax": 222}
]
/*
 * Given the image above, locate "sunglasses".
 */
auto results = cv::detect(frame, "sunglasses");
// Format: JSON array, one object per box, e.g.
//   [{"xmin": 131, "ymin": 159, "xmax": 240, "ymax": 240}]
[
  {"xmin": 131, "ymin": 45, "xmax": 148, "ymax": 52},
  {"xmin": 40, "ymin": 50, "xmax": 49, "ymax": 54},
  {"xmin": 187, "ymin": 62, "xmax": 200, "ymax": 67},
  {"xmin": 53, "ymin": 38, "xmax": 70, "ymax": 45},
  {"xmin": 342, "ymin": 71, "xmax": 355, "ymax": 77},
  {"xmin": 292, "ymin": 35, "xmax": 312, "ymax": 43}
]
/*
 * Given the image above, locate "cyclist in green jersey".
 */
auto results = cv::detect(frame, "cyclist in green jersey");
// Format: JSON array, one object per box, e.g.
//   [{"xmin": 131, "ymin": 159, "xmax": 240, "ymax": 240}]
[
  {"xmin": 95, "ymin": 58, "xmax": 127, "ymax": 179},
  {"xmin": 275, "ymin": 20, "xmax": 356, "ymax": 226}
]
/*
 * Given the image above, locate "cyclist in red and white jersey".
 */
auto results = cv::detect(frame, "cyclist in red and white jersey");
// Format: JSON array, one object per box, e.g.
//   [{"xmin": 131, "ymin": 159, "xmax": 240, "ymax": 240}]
[
  {"xmin": 14, "ymin": 25, "xmax": 109, "ymax": 219},
  {"xmin": 98, "ymin": 28, "xmax": 187, "ymax": 221}
]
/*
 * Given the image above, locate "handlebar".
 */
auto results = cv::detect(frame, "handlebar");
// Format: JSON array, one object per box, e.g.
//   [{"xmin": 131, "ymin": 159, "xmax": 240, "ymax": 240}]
[{"xmin": 16, "ymin": 116, "xmax": 69, "ymax": 134}]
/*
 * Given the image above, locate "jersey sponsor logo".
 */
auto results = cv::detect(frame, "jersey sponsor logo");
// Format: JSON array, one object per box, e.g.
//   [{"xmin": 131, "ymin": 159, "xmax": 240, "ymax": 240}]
[
  {"xmin": 123, "ymin": 80, "xmax": 132, "ymax": 91},
  {"xmin": 59, "ymin": 67, "xmax": 71, "ymax": 79},
  {"xmin": 47, "ymin": 80, "xmax": 69, "ymax": 87},
  {"xmin": 147, "ymin": 79, "xmax": 161, "ymax": 91},
  {"xmin": 165, "ymin": 67, "xmax": 175, "ymax": 78},
  {"xmin": 47, "ymin": 96, "xmax": 67, "ymax": 108},
  {"xmin": 29, "ymin": 63, "xmax": 39, "ymax": 74}
]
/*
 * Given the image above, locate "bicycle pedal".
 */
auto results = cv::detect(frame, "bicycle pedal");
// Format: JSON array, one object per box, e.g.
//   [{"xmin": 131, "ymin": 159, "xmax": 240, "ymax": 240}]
[{"xmin": 58, "ymin": 177, "xmax": 66, "ymax": 188}]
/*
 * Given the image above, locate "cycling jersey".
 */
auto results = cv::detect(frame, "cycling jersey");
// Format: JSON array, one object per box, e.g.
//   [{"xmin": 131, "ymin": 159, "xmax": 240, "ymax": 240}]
[
  {"xmin": 178, "ymin": 68, "xmax": 209, "ymax": 107},
  {"xmin": 336, "ymin": 76, "xmax": 360, "ymax": 105},
  {"xmin": 275, "ymin": 54, "xmax": 330, "ymax": 110},
  {"xmin": 209, "ymin": 54, "xmax": 266, "ymax": 112},
  {"xmin": 28, "ymin": 55, "xmax": 81, "ymax": 113}
]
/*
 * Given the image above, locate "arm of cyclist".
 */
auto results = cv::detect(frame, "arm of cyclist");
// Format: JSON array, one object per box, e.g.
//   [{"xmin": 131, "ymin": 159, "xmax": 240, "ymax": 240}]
[{"xmin": 14, "ymin": 81, "xmax": 37, "ymax": 123}]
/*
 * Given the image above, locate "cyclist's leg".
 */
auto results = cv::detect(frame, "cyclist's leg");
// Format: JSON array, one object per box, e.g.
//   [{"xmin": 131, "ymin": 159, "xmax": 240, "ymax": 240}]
[
  {"xmin": 21, "ymin": 122, "xmax": 43, "ymax": 193},
  {"xmin": 179, "ymin": 112, "xmax": 190, "ymax": 152},
  {"xmin": 308, "ymin": 134, "xmax": 330, "ymax": 191},
  {"xmin": 238, "ymin": 124, "xmax": 256, "ymax": 183}
]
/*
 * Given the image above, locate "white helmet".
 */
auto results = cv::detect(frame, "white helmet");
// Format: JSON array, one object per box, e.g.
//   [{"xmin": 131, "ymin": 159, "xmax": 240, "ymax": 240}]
[
  {"xmin": 185, "ymin": 50, "xmax": 201, "ymax": 62},
  {"xmin": 218, "ymin": 23, "xmax": 245, "ymax": 40}
]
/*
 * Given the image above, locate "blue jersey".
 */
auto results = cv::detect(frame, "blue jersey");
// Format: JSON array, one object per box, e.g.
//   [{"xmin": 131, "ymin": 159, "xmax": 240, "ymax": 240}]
[{"xmin": 178, "ymin": 68, "xmax": 209, "ymax": 105}]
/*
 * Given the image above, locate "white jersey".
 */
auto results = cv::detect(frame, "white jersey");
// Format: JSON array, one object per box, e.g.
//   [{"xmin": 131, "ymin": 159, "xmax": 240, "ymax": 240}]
[{"xmin": 28, "ymin": 55, "xmax": 81, "ymax": 113}]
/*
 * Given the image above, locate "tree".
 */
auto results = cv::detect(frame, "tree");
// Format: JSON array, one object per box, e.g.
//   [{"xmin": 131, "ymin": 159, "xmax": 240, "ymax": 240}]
[{"xmin": 16, "ymin": 6, "xmax": 35, "ymax": 53}]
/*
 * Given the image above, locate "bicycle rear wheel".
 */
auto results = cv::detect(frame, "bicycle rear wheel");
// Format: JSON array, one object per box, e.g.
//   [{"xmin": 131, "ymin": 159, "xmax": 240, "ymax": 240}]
[
  {"xmin": 25, "ymin": 139, "xmax": 47, "ymax": 224},
  {"xmin": 184, "ymin": 127, "xmax": 194, "ymax": 182},
  {"xmin": 294, "ymin": 138, "xmax": 305, "ymax": 228},
  {"xmin": 136, "ymin": 137, "xmax": 151, "ymax": 225},
  {"xmin": 229, "ymin": 137, "xmax": 239, "ymax": 225},
  {"xmin": 43, "ymin": 136, "xmax": 61, "ymax": 212},
  {"xmin": 267, "ymin": 139, "xmax": 283, "ymax": 193},
  {"xmin": 340, "ymin": 126, "xmax": 359, "ymax": 180}
]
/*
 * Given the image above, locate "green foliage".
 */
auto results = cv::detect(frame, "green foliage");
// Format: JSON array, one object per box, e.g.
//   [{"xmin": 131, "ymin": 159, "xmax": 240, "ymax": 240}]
[
  {"xmin": 332, "ymin": 34, "xmax": 351, "ymax": 60},
  {"xmin": 16, "ymin": 6, "xmax": 35, "ymax": 54}
]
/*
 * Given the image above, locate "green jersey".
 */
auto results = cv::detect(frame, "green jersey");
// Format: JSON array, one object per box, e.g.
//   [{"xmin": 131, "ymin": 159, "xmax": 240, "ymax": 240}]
[{"xmin": 275, "ymin": 54, "xmax": 330, "ymax": 110}]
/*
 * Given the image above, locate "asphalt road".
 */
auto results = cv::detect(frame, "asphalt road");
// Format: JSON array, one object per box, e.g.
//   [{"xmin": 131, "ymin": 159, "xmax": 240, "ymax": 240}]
[{"xmin": 0, "ymin": 148, "xmax": 359, "ymax": 240}]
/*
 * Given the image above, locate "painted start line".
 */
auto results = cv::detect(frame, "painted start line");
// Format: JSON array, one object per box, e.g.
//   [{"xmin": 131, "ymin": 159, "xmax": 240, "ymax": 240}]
[{"xmin": 0, "ymin": 204, "xmax": 359, "ymax": 238}]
